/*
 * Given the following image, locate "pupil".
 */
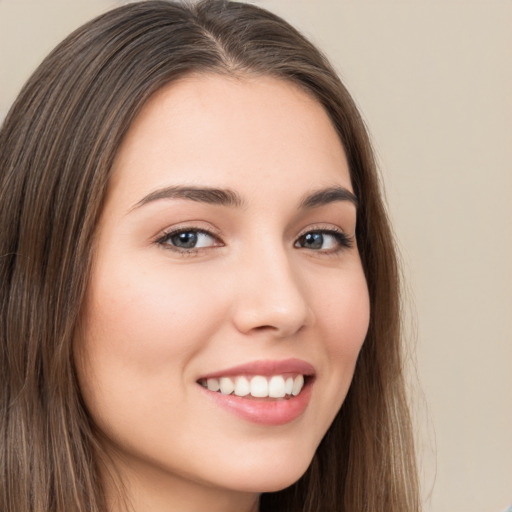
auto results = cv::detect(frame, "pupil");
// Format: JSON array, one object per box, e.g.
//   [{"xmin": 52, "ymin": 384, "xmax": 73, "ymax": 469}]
[
  {"xmin": 172, "ymin": 232, "xmax": 197, "ymax": 248},
  {"xmin": 304, "ymin": 232, "xmax": 323, "ymax": 249}
]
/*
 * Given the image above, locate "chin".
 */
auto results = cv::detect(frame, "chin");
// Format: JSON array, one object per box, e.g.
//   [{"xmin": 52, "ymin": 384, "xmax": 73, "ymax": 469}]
[{"xmin": 221, "ymin": 453, "xmax": 314, "ymax": 494}]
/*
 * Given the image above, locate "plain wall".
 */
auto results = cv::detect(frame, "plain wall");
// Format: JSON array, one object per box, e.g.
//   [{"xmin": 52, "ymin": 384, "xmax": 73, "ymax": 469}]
[{"xmin": 1, "ymin": 1, "xmax": 511, "ymax": 511}]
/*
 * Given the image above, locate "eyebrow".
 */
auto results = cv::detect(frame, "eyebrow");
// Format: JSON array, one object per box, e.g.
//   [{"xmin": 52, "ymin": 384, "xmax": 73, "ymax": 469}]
[
  {"xmin": 131, "ymin": 185, "xmax": 244, "ymax": 211},
  {"xmin": 299, "ymin": 186, "xmax": 358, "ymax": 209},
  {"xmin": 130, "ymin": 184, "xmax": 358, "ymax": 212}
]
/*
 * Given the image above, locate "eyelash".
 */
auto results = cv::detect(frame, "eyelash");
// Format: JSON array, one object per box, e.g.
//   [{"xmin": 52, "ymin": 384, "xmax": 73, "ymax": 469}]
[
  {"xmin": 294, "ymin": 227, "xmax": 354, "ymax": 253},
  {"xmin": 155, "ymin": 227, "xmax": 222, "ymax": 255},
  {"xmin": 155, "ymin": 226, "xmax": 354, "ymax": 255}
]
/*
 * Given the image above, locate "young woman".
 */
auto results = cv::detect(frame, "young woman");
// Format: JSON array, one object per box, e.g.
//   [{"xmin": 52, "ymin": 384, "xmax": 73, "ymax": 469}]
[{"xmin": 0, "ymin": 1, "xmax": 420, "ymax": 511}]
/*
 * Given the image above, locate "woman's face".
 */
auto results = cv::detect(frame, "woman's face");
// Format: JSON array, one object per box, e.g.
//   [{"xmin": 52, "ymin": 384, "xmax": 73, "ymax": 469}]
[{"xmin": 76, "ymin": 74, "xmax": 370, "ymax": 510}]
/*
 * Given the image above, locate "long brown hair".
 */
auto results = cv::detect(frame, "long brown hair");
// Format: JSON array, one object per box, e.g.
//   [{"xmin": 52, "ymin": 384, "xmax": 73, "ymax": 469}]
[{"xmin": 0, "ymin": 1, "xmax": 419, "ymax": 511}]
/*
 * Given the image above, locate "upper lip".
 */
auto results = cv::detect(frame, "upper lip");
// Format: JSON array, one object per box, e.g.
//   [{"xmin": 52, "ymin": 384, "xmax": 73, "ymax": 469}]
[{"xmin": 198, "ymin": 358, "xmax": 316, "ymax": 380}]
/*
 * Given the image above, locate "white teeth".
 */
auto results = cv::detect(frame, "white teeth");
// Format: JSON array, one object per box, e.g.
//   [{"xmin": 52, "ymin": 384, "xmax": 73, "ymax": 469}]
[
  {"xmin": 268, "ymin": 375, "xmax": 286, "ymax": 398},
  {"xmin": 204, "ymin": 374, "xmax": 306, "ymax": 398},
  {"xmin": 285, "ymin": 376, "xmax": 294, "ymax": 395},
  {"xmin": 250, "ymin": 376, "xmax": 269, "ymax": 397},
  {"xmin": 234, "ymin": 376, "xmax": 250, "ymax": 397},
  {"xmin": 207, "ymin": 378, "xmax": 220, "ymax": 392},
  {"xmin": 292, "ymin": 375, "xmax": 304, "ymax": 396},
  {"xmin": 219, "ymin": 377, "xmax": 235, "ymax": 395}
]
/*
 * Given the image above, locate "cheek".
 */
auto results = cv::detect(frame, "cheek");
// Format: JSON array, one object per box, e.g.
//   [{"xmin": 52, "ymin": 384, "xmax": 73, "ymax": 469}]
[
  {"xmin": 74, "ymin": 262, "xmax": 228, "ymax": 445},
  {"xmin": 80, "ymin": 261, "xmax": 225, "ymax": 371},
  {"xmin": 292, "ymin": 265, "xmax": 369, "ymax": 453},
  {"xmin": 317, "ymin": 268, "xmax": 370, "ymax": 360},
  {"xmin": 312, "ymin": 265, "xmax": 370, "ymax": 421}
]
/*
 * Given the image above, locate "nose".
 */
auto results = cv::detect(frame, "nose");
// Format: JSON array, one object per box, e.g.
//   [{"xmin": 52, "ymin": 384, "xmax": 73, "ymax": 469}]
[{"xmin": 230, "ymin": 248, "xmax": 315, "ymax": 338}]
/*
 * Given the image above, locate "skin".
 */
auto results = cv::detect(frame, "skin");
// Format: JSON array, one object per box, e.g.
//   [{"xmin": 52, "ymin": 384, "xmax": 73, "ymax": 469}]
[{"xmin": 75, "ymin": 74, "xmax": 370, "ymax": 512}]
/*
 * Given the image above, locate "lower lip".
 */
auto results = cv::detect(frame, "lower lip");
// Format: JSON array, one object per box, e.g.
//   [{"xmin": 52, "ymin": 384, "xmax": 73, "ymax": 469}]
[{"xmin": 199, "ymin": 380, "xmax": 313, "ymax": 426}]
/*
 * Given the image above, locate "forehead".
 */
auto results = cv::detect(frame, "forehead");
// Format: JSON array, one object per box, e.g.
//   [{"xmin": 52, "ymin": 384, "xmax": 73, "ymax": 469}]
[{"xmin": 108, "ymin": 73, "xmax": 352, "ymax": 206}]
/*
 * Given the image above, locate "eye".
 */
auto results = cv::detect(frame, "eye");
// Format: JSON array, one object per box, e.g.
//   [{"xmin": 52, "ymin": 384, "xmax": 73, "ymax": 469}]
[
  {"xmin": 294, "ymin": 230, "xmax": 353, "ymax": 252},
  {"xmin": 157, "ymin": 228, "xmax": 221, "ymax": 251}
]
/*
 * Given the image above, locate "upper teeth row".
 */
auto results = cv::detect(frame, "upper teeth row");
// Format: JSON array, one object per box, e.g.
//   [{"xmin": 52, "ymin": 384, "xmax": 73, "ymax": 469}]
[{"xmin": 203, "ymin": 374, "xmax": 305, "ymax": 398}]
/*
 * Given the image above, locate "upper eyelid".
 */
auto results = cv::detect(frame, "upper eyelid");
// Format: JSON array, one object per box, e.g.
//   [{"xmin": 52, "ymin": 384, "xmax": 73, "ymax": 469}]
[
  {"xmin": 295, "ymin": 223, "xmax": 351, "ymax": 238},
  {"xmin": 296, "ymin": 228, "xmax": 353, "ymax": 243},
  {"xmin": 156, "ymin": 223, "xmax": 347, "ymax": 237},
  {"xmin": 154, "ymin": 223, "xmax": 222, "ymax": 241},
  {"xmin": 154, "ymin": 223, "xmax": 351, "ymax": 239},
  {"xmin": 296, "ymin": 223, "xmax": 355, "ymax": 245}
]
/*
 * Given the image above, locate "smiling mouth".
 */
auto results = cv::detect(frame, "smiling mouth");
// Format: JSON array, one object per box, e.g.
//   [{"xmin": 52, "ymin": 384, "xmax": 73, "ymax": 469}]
[{"xmin": 198, "ymin": 374, "xmax": 306, "ymax": 399}]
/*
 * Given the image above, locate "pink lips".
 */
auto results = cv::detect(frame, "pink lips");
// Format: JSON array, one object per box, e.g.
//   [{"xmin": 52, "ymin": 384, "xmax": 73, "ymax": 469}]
[
  {"xmin": 198, "ymin": 358, "xmax": 315, "ymax": 426},
  {"xmin": 198, "ymin": 358, "xmax": 315, "ymax": 379}
]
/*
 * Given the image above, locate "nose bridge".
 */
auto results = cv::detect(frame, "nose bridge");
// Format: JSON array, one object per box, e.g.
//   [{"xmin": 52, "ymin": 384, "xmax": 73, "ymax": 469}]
[{"xmin": 231, "ymin": 240, "xmax": 314, "ymax": 337}]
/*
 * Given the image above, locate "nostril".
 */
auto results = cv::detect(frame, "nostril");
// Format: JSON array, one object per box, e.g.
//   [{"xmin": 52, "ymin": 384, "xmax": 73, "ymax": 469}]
[{"xmin": 254, "ymin": 325, "xmax": 277, "ymax": 331}]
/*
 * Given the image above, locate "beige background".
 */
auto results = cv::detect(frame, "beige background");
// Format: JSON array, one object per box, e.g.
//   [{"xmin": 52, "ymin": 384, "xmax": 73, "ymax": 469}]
[{"xmin": 1, "ymin": 1, "xmax": 511, "ymax": 511}]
